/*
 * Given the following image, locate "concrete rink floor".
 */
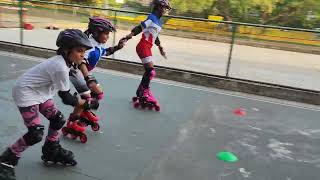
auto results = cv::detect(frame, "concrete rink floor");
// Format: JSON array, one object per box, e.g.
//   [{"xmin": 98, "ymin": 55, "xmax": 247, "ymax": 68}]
[{"xmin": 0, "ymin": 51, "xmax": 320, "ymax": 180}]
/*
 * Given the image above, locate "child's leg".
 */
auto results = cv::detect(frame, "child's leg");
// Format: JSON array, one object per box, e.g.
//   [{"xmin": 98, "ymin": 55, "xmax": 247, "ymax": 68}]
[
  {"xmin": 39, "ymin": 99, "xmax": 65, "ymax": 142},
  {"xmin": 141, "ymin": 62, "xmax": 156, "ymax": 88},
  {"xmin": 136, "ymin": 60, "xmax": 156, "ymax": 97},
  {"xmin": 0, "ymin": 104, "xmax": 43, "ymax": 178},
  {"xmin": 67, "ymin": 69, "xmax": 99, "ymax": 126},
  {"xmin": 38, "ymin": 99, "xmax": 77, "ymax": 165},
  {"xmin": 70, "ymin": 68, "xmax": 92, "ymax": 101},
  {"xmin": 136, "ymin": 41, "xmax": 155, "ymax": 96},
  {"xmin": 69, "ymin": 68, "xmax": 91, "ymax": 121},
  {"xmin": 9, "ymin": 105, "xmax": 44, "ymax": 159}
]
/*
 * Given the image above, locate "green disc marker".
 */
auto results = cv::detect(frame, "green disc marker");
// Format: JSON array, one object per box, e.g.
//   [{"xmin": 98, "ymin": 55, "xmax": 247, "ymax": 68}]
[{"xmin": 216, "ymin": 151, "xmax": 238, "ymax": 162}]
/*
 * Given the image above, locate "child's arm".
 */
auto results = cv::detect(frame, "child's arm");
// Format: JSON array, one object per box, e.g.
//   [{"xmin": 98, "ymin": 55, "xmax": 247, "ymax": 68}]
[
  {"xmin": 58, "ymin": 90, "xmax": 99, "ymax": 110},
  {"xmin": 104, "ymin": 39, "xmax": 126, "ymax": 56},
  {"xmin": 78, "ymin": 62, "xmax": 103, "ymax": 96},
  {"xmin": 78, "ymin": 62, "xmax": 99, "ymax": 90},
  {"xmin": 155, "ymin": 36, "xmax": 167, "ymax": 59},
  {"xmin": 78, "ymin": 62, "xmax": 90, "ymax": 78},
  {"xmin": 121, "ymin": 24, "xmax": 143, "ymax": 42}
]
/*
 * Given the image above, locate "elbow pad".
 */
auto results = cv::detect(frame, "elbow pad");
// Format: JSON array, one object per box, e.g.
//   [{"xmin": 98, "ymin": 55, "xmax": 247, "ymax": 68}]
[
  {"xmin": 155, "ymin": 37, "xmax": 160, "ymax": 46},
  {"xmin": 58, "ymin": 90, "xmax": 78, "ymax": 107}
]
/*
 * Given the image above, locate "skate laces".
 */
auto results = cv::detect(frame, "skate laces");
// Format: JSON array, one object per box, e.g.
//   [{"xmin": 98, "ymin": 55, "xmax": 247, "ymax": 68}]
[
  {"xmin": 1, "ymin": 162, "xmax": 14, "ymax": 168},
  {"xmin": 48, "ymin": 141, "xmax": 69, "ymax": 155},
  {"xmin": 144, "ymin": 88, "xmax": 155, "ymax": 101},
  {"xmin": 143, "ymin": 87, "xmax": 151, "ymax": 97}
]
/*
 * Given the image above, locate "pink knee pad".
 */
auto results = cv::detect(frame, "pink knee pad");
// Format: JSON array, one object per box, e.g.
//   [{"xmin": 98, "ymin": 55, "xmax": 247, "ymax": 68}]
[
  {"xmin": 149, "ymin": 69, "xmax": 156, "ymax": 80},
  {"xmin": 97, "ymin": 92, "xmax": 104, "ymax": 100}
]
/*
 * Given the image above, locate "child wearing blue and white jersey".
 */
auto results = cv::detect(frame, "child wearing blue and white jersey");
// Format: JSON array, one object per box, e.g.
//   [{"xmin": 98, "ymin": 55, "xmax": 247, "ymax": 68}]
[
  {"xmin": 67, "ymin": 17, "xmax": 125, "ymax": 130},
  {"xmin": 121, "ymin": 0, "xmax": 172, "ymax": 110}
]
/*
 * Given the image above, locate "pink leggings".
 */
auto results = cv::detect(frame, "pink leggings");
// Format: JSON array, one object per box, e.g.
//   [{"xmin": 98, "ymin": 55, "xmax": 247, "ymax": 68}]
[{"xmin": 10, "ymin": 99, "xmax": 61, "ymax": 157}]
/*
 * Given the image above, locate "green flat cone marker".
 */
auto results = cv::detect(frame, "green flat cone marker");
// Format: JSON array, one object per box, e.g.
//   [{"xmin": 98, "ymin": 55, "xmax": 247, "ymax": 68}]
[{"xmin": 216, "ymin": 151, "xmax": 238, "ymax": 162}]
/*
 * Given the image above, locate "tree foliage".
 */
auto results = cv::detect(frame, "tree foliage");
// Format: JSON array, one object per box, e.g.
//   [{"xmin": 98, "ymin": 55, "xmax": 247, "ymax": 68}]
[{"xmin": 54, "ymin": 0, "xmax": 320, "ymax": 28}]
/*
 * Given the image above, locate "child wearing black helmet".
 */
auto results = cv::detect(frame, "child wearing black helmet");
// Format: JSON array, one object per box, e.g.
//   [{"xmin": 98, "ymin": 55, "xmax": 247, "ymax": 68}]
[
  {"xmin": 0, "ymin": 29, "xmax": 97, "ymax": 179},
  {"xmin": 121, "ymin": 0, "xmax": 172, "ymax": 111}
]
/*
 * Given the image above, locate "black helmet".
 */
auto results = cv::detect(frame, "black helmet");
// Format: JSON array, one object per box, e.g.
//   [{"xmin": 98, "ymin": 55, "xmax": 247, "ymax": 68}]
[
  {"xmin": 88, "ymin": 17, "xmax": 116, "ymax": 33},
  {"xmin": 152, "ymin": 0, "xmax": 172, "ymax": 10},
  {"xmin": 56, "ymin": 29, "xmax": 92, "ymax": 50}
]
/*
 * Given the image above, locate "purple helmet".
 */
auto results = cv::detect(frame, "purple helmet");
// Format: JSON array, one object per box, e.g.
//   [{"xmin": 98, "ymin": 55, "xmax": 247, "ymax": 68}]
[
  {"xmin": 88, "ymin": 17, "xmax": 116, "ymax": 33},
  {"xmin": 153, "ymin": 0, "xmax": 172, "ymax": 10},
  {"xmin": 56, "ymin": 29, "xmax": 92, "ymax": 50}
]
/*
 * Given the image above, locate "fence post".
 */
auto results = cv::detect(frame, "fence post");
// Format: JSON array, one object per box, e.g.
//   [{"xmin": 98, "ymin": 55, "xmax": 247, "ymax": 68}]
[
  {"xmin": 19, "ymin": 0, "xmax": 23, "ymax": 45},
  {"xmin": 112, "ymin": 11, "xmax": 117, "ymax": 59},
  {"xmin": 0, "ymin": 6, "xmax": 3, "ymax": 28},
  {"xmin": 226, "ymin": 24, "xmax": 237, "ymax": 77}
]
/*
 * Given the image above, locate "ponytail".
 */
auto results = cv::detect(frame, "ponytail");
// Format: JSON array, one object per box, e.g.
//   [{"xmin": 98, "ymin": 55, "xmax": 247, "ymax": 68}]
[{"xmin": 56, "ymin": 47, "xmax": 72, "ymax": 67}]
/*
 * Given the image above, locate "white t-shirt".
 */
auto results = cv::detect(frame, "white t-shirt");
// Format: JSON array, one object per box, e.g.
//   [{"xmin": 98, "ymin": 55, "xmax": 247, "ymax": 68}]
[{"xmin": 12, "ymin": 55, "xmax": 71, "ymax": 107}]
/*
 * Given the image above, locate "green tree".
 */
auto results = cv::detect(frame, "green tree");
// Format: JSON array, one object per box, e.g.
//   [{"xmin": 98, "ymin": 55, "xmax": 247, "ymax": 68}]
[
  {"xmin": 62, "ymin": 0, "xmax": 95, "ymax": 5},
  {"xmin": 170, "ymin": 0, "xmax": 215, "ymax": 15},
  {"xmin": 56, "ymin": 0, "xmax": 320, "ymax": 28},
  {"xmin": 265, "ymin": 0, "xmax": 320, "ymax": 28},
  {"xmin": 170, "ymin": 0, "xmax": 320, "ymax": 28}
]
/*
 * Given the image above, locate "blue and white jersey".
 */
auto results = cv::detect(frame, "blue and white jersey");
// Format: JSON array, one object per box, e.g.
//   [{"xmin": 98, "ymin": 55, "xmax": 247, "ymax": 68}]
[
  {"xmin": 84, "ymin": 36, "xmax": 108, "ymax": 71},
  {"xmin": 140, "ymin": 13, "xmax": 162, "ymax": 45}
]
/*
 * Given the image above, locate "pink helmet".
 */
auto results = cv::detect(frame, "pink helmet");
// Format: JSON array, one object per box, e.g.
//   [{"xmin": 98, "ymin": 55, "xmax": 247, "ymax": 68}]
[
  {"xmin": 88, "ymin": 17, "xmax": 116, "ymax": 33},
  {"xmin": 153, "ymin": 0, "xmax": 172, "ymax": 10}
]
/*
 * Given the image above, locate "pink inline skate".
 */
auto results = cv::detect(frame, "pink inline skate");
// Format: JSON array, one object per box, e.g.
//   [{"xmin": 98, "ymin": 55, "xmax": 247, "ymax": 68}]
[{"xmin": 132, "ymin": 85, "xmax": 160, "ymax": 111}]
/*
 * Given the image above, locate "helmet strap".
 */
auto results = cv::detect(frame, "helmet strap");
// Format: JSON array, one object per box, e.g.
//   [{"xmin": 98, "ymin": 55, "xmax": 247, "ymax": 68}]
[
  {"xmin": 60, "ymin": 49, "xmax": 73, "ymax": 68},
  {"xmin": 93, "ymin": 34, "xmax": 101, "ymax": 43}
]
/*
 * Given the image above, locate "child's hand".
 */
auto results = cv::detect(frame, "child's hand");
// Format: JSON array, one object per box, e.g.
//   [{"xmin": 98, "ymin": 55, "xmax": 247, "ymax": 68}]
[
  {"xmin": 78, "ymin": 98, "xmax": 86, "ymax": 108},
  {"xmin": 117, "ymin": 39, "xmax": 126, "ymax": 49},
  {"xmin": 159, "ymin": 46, "xmax": 167, "ymax": 59},
  {"xmin": 120, "ymin": 34, "xmax": 133, "ymax": 43},
  {"xmin": 83, "ymin": 99, "xmax": 99, "ymax": 110}
]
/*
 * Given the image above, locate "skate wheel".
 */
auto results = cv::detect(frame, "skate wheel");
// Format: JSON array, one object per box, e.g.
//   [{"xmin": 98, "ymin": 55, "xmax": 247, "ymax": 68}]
[
  {"xmin": 80, "ymin": 134, "xmax": 87, "ymax": 143},
  {"xmin": 70, "ymin": 160, "xmax": 77, "ymax": 166},
  {"xmin": 41, "ymin": 156, "xmax": 50, "ymax": 165},
  {"xmin": 133, "ymin": 102, "xmax": 140, "ymax": 108},
  {"xmin": 132, "ymin": 97, "xmax": 138, "ymax": 102},
  {"xmin": 42, "ymin": 160, "xmax": 50, "ymax": 166},
  {"xmin": 141, "ymin": 104, "xmax": 146, "ymax": 109},
  {"xmin": 148, "ymin": 104, "xmax": 154, "ymax": 110},
  {"xmin": 155, "ymin": 106, "xmax": 160, "ymax": 112},
  {"xmin": 91, "ymin": 123, "xmax": 100, "ymax": 131},
  {"xmin": 61, "ymin": 127, "xmax": 68, "ymax": 136},
  {"xmin": 70, "ymin": 134, "xmax": 77, "ymax": 140}
]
